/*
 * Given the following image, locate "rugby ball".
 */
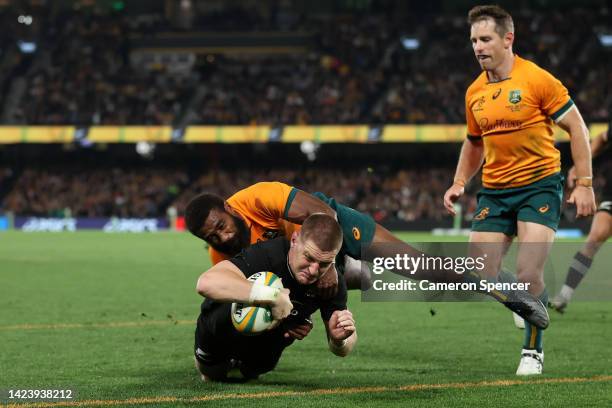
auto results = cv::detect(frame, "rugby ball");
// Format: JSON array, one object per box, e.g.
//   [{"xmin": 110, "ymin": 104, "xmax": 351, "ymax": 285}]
[{"xmin": 231, "ymin": 272, "xmax": 283, "ymax": 335}]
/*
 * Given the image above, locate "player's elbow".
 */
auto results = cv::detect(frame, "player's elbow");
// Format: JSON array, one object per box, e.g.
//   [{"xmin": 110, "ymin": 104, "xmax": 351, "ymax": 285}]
[{"xmin": 196, "ymin": 273, "xmax": 212, "ymax": 297}]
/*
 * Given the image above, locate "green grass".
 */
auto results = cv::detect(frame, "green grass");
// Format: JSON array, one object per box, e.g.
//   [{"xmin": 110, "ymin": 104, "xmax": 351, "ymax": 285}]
[{"xmin": 1, "ymin": 231, "xmax": 611, "ymax": 407}]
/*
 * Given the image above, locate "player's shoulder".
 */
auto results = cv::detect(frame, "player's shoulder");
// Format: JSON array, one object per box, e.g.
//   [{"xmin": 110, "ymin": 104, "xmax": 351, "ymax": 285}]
[
  {"xmin": 250, "ymin": 181, "xmax": 294, "ymax": 191},
  {"xmin": 232, "ymin": 181, "xmax": 288, "ymax": 193},
  {"xmin": 466, "ymin": 72, "xmax": 488, "ymax": 97},
  {"xmin": 516, "ymin": 55, "xmax": 545, "ymax": 72},
  {"xmin": 517, "ymin": 56, "xmax": 559, "ymax": 82},
  {"xmin": 231, "ymin": 237, "xmax": 289, "ymax": 278},
  {"xmin": 230, "ymin": 181, "xmax": 294, "ymax": 202},
  {"xmin": 244, "ymin": 237, "xmax": 289, "ymax": 261}
]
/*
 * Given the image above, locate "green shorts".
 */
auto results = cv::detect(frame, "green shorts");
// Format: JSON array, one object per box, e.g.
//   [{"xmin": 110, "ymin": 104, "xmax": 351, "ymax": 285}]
[
  {"xmin": 471, "ymin": 173, "xmax": 564, "ymax": 236},
  {"xmin": 311, "ymin": 192, "xmax": 376, "ymax": 260}
]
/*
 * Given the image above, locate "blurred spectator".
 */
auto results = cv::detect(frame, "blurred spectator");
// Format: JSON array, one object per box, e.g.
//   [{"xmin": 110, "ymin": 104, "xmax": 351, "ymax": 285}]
[
  {"xmin": 5, "ymin": 162, "xmax": 609, "ymax": 223},
  {"xmin": 2, "ymin": 165, "xmax": 475, "ymax": 221},
  {"xmin": 12, "ymin": 8, "xmax": 197, "ymax": 125},
  {"xmin": 1, "ymin": 4, "xmax": 610, "ymax": 125},
  {"xmin": 3, "ymin": 167, "xmax": 189, "ymax": 218}
]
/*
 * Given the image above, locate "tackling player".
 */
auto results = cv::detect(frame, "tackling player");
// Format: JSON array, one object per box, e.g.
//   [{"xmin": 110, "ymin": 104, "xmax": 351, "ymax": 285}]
[
  {"xmin": 193, "ymin": 214, "xmax": 356, "ymax": 381},
  {"xmin": 551, "ymin": 121, "xmax": 611, "ymax": 312},
  {"xmin": 186, "ymin": 181, "xmax": 550, "ymax": 331},
  {"xmin": 186, "ymin": 181, "xmax": 365, "ymax": 294},
  {"xmin": 443, "ymin": 5, "xmax": 596, "ymax": 375}
]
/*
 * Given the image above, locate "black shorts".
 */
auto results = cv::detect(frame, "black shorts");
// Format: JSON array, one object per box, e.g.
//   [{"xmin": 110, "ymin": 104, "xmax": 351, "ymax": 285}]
[
  {"xmin": 597, "ymin": 199, "xmax": 612, "ymax": 214},
  {"xmin": 194, "ymin": 304, "xmax": 293, "ymax": 379}
]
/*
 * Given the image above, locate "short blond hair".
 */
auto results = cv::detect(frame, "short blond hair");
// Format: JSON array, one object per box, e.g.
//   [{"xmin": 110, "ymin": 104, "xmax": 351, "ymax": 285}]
[{"xmin": 300, "ymin": 213, "xmax": 343, "ymax": 252}]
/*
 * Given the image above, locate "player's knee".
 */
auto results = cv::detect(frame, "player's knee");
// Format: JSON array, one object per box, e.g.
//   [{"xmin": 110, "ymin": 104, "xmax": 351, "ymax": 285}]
[
  {"xmin": 587, "ymin": 224, "xmax": 610, "ymax": 246},
  {"xmin": 516, "ymin": 268, "xmax": 544, "ymax": 287},
  {"xmin": 254, "ymin": 359, "xmax": 278, "ymax": 374},
  {"xmin": 241, "ymin": 356, "xmax": 280, "ymax": 378},
  {"xmin": 194, "ymin": 356, "xmax": 230, "ymax": 382}
]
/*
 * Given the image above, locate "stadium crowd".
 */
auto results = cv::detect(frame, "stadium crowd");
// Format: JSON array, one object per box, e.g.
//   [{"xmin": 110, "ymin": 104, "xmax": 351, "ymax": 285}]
[
  {"xmin": 11, "ymin": 9, "xmax": 198, "ymax": 126},
  {"xmin": 1, "ymin": 3, "xmax": 610, "ymax": 126},
  {"xmin": 2, "ymin": 167, "xmax": 189, "ymax": 218},
  {"xmin": 3, "ymin": 160, "xmax": 609, "ymax": 222},
  {"xmin": 1, "ymin": 3, "xmax": 609, "ymax": 224},
  {"xmin": 0, "ymin": 166, "xmax": 478, "ymax": 222}
]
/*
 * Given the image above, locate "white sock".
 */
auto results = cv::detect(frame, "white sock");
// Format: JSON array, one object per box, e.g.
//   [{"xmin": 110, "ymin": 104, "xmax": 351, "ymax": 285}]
[{"xmin": 559, "ymin": 285, "xmax": 574, "ymax": 301}]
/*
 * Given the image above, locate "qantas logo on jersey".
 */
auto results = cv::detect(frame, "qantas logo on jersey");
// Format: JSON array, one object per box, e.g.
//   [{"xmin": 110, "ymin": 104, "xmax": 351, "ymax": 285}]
[{"xmin": 478, "ymin": 118, "xmax": 523, "ymax": 132}]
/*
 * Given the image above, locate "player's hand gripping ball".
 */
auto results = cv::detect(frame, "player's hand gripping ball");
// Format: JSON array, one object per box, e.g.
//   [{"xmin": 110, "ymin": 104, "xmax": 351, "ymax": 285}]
[{"xmin": 231, "ymin": 272, "xmax": 284, "ymax": 335}]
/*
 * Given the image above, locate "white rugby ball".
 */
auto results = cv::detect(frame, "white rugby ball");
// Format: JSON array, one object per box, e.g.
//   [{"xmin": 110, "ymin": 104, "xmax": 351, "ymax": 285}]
[{"xmin": 231, "ymin": 272, "xmax": 283, "ymax": 335}]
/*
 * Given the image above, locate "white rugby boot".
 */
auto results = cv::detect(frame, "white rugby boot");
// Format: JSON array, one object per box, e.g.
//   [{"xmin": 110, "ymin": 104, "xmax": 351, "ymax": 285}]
[{"xmin": 516, "ymin": 348, "xmax": 544, "ymax": 376}]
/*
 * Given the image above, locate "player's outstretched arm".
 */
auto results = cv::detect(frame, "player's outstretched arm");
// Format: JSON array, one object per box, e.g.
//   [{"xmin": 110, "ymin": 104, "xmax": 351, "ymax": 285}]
[
  {"xmin": 196, "ymin": 261, "xmax": 293, "ymax": 320},
  {"xmin": 196, "ymin": 260, "xmax": 255, "ymax": 301},
  {"xmin": 567, "ymin": 129, "xmax": 609, "ymax": 188},
  {"xmin": 285, "ymin": 190, "xmax": 337, "ymax": 223},
  {"xmin": 325, "ymin": 310, "xmax": 357, "ymax": 357},
  {"xmin": 444, "ymin": 138, "xmax": 484, "ymax": 215},
  {"xmin": 589, "ymin": 128, "xmax": 610, "ymax": 159},
  {"xmin": 559, "ymin": 107, "xmax": 597, "ymax": 217},
  {"xmin": 315, "ymin": 263, "xmax": 339, "ymax": 298}
]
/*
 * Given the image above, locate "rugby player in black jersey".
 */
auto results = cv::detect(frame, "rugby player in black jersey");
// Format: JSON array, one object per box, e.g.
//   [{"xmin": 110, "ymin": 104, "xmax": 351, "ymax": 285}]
[{"xmin": 193, "ymin": 214, "xmax": 357, "ymax": 381}]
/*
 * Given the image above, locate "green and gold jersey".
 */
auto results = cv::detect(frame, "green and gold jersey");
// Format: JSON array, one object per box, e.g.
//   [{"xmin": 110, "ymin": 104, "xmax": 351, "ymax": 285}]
[{"xmin": 466, "ymin": 55, "xmax": 574, "ymax": 188}]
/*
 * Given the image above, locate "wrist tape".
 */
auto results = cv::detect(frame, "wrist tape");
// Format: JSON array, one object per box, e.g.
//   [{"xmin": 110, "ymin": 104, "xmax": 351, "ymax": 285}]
[{"xmin": 249, "ymin": 284, "xmax": 280, "ymax": 304}]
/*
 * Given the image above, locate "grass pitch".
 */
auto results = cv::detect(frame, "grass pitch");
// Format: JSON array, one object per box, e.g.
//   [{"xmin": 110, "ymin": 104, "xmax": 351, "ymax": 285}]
[{"xmin": 1, "ymin": 231, "xmax": 611, "ymax": 407}]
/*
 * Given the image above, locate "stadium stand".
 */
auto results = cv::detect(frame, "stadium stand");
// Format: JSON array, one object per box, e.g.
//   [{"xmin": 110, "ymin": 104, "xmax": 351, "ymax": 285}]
[
  {"xmin": 1, "ymin": 2, "xmax": 610, "ymax": 125},
  {"xmin": 0, "ymin": 164, "xmax": 476, "ymax": 222},
  {"xmin": 0, "ymin": 1, "xmax": 608, "ymax": 232}
]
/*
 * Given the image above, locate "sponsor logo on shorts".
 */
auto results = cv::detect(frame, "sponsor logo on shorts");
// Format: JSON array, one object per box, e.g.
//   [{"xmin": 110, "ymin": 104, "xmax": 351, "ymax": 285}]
[
  {"xmin": 352, "ymin": 227, "xmax": 361, "ymax": 240},
  {"xmin": 538, "ymin": 204, "xmax": 550, "ymax": 213},
  {"xmin": 474, "ymin": 207, "xmax": 490, "ymax": 221}
]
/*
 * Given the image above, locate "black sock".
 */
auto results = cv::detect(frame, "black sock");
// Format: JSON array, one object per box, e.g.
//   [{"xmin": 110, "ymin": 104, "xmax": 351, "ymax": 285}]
[{"xmin": 565, "ymin": 252, "xmax": 593, "ymax": 289}]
